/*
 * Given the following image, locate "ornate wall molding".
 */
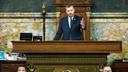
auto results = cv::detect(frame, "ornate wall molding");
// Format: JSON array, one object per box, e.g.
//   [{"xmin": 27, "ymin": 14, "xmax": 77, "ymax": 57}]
[
  {"xmin": 56, "ymin": 0, "xmax": 90, "ymax": 4},
  {"xmin": 0, "ymin": 12, "xmax": 56, "ymax": 18},
  {"xmin": 91, "ymin": 12, "xmax": 128, "ymax": 18},
  {"xmin": 91, "ymin": 18, "xmax": 128, "ymax": 23}
]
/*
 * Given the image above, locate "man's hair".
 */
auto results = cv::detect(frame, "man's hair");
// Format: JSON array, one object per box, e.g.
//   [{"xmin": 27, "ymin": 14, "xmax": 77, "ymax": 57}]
[
  {"xmin": 17, "ymin": 65, "xmax": 27, "ymax": 71},
  {"xmin": 65, "ymin": 5, "xmax": 74, "ymax": 8}
]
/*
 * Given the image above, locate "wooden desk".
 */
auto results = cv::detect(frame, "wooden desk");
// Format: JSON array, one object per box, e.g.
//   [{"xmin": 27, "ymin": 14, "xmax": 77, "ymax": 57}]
[
  {"xmin": 12, "ymin": 41, "xmax": 122, "ymax": 72},
  {"xmin": 12, "ymin": 41, "xmax": 122, "ymax": 53},
  {"xmin": 0, "ymin": 60, "xmax": 26, "ymax": 72},
  {"xmin": 112, "ymin": 60, "xmax": 128, "ymax": 72}
]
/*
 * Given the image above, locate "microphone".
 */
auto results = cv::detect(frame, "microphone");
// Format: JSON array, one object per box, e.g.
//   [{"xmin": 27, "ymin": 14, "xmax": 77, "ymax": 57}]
[{"xmin": 42, "ymin": 3, "xmax": 46, "ymax": 14}]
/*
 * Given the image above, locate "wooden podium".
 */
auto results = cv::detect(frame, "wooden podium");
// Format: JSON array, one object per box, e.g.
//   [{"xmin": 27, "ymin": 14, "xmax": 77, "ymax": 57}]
[{"xmin": 12, "ymin": 41, "xmax": 121, "ymax": 72}]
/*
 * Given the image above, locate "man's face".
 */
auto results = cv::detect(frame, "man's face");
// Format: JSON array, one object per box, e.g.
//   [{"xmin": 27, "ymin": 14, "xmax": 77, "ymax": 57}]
[{"xmin": 66, "ymin": 6, "xmax": 75, "ymax": 16}]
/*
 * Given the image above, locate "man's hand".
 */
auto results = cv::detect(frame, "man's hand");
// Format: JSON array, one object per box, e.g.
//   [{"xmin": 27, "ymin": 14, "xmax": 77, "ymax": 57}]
[{"xmin": 80, "ymin": 18, "xmax": 85, "ymax": 29}]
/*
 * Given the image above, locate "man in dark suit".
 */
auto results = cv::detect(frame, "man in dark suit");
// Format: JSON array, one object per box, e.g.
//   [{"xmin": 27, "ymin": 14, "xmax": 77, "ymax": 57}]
[{"xmin": 54, "ymin": 5, "xmax": 85, "ymax": 40}]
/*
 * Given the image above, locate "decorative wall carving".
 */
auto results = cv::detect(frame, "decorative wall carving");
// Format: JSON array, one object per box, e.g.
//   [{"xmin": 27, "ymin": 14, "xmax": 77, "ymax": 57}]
[{"xmin": 59, "ymin": 0, "xmax": 90, "ymax": 4}]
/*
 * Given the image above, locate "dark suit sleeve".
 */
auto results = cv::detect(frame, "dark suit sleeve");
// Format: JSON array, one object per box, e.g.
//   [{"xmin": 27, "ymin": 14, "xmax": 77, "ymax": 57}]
[{"xmin": 54, "ymin": 21, "xmax": 63, "ymax": 40}]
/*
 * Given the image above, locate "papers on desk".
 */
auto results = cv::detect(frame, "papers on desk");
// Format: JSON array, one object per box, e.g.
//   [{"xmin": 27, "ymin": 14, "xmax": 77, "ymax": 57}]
[{"xmin": 0, "ymin": 51, "xmax": 26, "ymax": 61}]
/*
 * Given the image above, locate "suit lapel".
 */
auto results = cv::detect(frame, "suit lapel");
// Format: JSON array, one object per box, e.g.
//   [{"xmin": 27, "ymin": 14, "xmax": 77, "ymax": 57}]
[
  {"xmin": 64, "ymin": 16, "xmax": 77, "ymax": 30},
  {"xmin": 65, "ymin": 16, "xmax": 70, "ymax": 30}
]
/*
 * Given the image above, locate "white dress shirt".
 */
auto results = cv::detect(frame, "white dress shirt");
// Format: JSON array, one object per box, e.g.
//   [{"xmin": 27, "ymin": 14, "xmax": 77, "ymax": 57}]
[{"xmin": 68, "ymin": 16, "xmax": 74, "ymax": 28}]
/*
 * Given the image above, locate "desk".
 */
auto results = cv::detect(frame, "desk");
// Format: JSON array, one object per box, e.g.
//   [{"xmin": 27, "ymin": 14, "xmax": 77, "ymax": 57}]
[
  {"xmin": 0, "ymin": 60, "xmax": 26, "ymax": 72},
  {"xmin": 12, "ymin": 41, "xmax": 122, "ymax": 72},
  {"xmin": 112, "ymin": 60, "xmax": 128, "ymax": 72},
  {"xmin": 12, "ymin": 41, "xmax": 122, "ymax": 53}
]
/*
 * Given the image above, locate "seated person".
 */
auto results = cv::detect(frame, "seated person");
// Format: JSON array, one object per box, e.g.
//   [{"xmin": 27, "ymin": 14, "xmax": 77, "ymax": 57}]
[
  {"xmin": 103, "ymin": 66, "xmax": 112, "ymax": 72},
  {"xmin": 17, "ymin": 66, "xmax": 27, "ymax": 72}
]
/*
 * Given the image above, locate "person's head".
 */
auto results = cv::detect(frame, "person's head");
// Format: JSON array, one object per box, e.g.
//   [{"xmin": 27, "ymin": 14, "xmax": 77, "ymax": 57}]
[
  {"xmin": 17, "ymin": 66, "xmax": 27, "ymax": 72},
  {"xmin": 103, "ymin": 66, "xmax": 112, "ymax": 72},
  {"xmin": 65, "ymin": 5, "xmax": 75, "ymax": 16}
]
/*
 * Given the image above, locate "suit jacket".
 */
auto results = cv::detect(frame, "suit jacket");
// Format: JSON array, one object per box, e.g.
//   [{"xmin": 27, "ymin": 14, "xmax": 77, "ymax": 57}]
[{"xmin": 54, "ymin": 15, "xmax": 84, "ymax": 40}]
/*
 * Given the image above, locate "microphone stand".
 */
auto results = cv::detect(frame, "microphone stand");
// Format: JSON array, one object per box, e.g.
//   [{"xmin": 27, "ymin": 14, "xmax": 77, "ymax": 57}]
[{"xmin": 42, "ymin": 4, "xmax": 46, "ymax": 41}]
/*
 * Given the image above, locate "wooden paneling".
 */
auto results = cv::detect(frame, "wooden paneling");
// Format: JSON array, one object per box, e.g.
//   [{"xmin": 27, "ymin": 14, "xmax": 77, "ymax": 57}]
[
  {"xmin": 12, "ymin": 41, "xmax": 122, "ymax": 53},
  {"xmin": 12, "ymin": 41, "xmax": 122, "ymax": 72}
]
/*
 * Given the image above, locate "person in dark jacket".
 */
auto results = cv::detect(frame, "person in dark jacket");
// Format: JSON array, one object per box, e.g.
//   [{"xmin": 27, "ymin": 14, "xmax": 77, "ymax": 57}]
[{"xmin": 54, "ymin": 5, "xmax": 85, "ymax": 40}]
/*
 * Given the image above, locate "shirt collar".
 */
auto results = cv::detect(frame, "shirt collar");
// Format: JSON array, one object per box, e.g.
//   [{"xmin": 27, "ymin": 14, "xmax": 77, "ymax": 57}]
[{"xmin": 68, "ymin": 16, "xmax": 74, "ymax": 20}]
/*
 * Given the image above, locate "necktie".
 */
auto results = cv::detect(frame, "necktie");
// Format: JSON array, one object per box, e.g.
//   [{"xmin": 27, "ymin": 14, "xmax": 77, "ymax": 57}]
[
  {"xmin": 70, "ymin": 16, "xmax": 73, "ymax": 28},
  {"xmin": 69, "ymin": 16, "xmax": 73, "ymax": 40}
]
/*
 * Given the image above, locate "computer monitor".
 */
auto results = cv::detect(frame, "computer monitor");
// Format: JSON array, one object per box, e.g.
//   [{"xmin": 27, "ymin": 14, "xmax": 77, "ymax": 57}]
[
  {"xmin": 33, "ymin": 36, "xmax": 42, "ymax": 41},
  {"xmin": 0, "ymin": 51, "xmax": 5, "ymax": 60},
  {"xmin": 20, "ymin": 33, "xmax": 32, "ymax": 41}
]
